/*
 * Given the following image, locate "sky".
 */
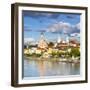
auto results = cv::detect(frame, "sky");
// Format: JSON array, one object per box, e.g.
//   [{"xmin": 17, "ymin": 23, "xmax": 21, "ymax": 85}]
[{"xmin": 23, "ymin": 11, "xmax": 81, "ymax": 43}]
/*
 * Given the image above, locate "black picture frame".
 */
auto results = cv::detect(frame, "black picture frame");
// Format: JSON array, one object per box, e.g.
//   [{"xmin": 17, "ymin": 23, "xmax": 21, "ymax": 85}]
[{"xmin": 11, "ymin": 3, "xmax": 88, "ymax": 87}]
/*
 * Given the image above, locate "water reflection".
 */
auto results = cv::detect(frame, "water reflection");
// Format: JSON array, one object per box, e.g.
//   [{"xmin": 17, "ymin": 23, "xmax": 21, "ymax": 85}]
[{"xmin": 24, "ymin": 58, "xmax": 80, "ymax": 77}]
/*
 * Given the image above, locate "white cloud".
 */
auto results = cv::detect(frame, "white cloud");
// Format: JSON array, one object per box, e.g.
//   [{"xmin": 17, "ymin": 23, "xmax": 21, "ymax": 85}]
[
  {"xmin": 70, "ymin": 33, "xmax": 80, "ymax": 37},
  {"xmin": 24, "ymin": 38, "xmax": 35, "ymax": 43},
  {"xmin": 47, "ymin": 22, "xmax": 71, "ymax": 33},
  {"xmin": 75, "ymin": 23, "xmax": 80, "ymax": 30},
  {"xmin": 47, "ymin": 21, "xmax": 80, "ymax": 34}
]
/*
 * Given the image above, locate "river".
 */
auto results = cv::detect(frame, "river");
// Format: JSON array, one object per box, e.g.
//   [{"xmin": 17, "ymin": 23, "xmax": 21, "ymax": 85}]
[{"xmin": 23, "ymin": 57, "xmax": 80, "ymax": 78}]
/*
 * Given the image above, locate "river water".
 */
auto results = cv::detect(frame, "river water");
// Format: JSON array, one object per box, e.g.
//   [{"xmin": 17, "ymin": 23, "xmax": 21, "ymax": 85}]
[{"xmin": 23, "ymin": 58, "xmax": 80, "ymax": 78}]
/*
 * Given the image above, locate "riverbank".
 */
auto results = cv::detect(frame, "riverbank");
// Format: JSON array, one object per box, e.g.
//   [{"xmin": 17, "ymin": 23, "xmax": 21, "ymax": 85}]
[{"xmin": 24, "ymin": 55, "xmax": 80, "ymax": 64}]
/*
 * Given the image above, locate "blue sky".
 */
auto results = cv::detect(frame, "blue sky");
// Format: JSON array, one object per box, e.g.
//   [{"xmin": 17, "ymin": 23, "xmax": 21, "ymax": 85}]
[{"xmin": 23, "ymin": 11, "xmax": 80, "ymax": 43}]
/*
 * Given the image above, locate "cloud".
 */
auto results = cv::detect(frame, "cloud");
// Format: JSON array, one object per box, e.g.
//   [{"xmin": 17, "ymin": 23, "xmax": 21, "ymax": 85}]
[
  {"xmin": 24, "ymin": 38, "xmax": 35, "ymax": 43},
  {"xmin": 47, "ymin": 21, "xmax": 80, "ymax": 34},
  {"xmin": 70, "ymin": 33, "xmax": 80, "ymax": 37},
  {"xmin": 47, "ymin": 22, "xmax": 71, "ymax": 33},
  {"xmin": 75, "ymin": 23, "xmax": 80, "ymax": 30}
]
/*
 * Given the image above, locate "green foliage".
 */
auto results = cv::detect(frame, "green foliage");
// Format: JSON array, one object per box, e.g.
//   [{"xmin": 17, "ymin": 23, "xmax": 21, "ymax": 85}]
[
  {"xmin": 70, "ymin": 48, "xmax": 80, "ymax": 57},
  {"xmin": 51, "ymin": 51, "xmax": 58, "ymax": 57},
  {"xmin": 51, "ymin": 51, "xmax": 66, "ymax": 57},
  {"xmin": 24, "ymin": 47, "xmax": 80, "ymax": 58},
  {"xmin": 25, "ymin": 53, "xmax": 42, "ymax": 57}
]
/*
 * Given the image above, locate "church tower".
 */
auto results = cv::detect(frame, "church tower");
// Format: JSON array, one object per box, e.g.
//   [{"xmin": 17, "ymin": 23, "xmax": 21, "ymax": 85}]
[{"xmin": 38, "ymin": 32, "xmax": 48, "ymax": 49}]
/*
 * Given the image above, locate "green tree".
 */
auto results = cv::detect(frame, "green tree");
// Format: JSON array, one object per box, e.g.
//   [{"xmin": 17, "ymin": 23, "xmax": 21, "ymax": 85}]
[
  {"xmin": 48, "ymin": 42, "xmax": 54, "ymax": 48},
  {"xmin": 70, "ymin": 48, "xmax": 80, "ymax": 57}
]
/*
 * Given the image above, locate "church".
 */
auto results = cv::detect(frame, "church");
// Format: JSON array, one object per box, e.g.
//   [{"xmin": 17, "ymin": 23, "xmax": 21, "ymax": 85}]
[{"xmin": 37, "ymin": 32, "xmax": 48, "ymax": 50}]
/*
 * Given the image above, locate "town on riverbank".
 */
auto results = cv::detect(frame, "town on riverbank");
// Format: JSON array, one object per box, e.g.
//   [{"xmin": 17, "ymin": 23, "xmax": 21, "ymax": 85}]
[{"xmin": 24, "ymin": 32, "xmax": 80, "ymax": 63}]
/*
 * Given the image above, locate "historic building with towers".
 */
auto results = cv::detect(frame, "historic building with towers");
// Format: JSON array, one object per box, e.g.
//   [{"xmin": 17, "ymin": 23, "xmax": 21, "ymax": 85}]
[{"xmin": 37, "ymin": 32, "xmax": 48, "ymax": 50}]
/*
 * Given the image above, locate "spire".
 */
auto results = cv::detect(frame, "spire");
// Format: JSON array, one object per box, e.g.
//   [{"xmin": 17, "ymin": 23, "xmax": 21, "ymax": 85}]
[
  {"xmin": 66, "ymin": 36, "xmax": 69, "ymax": 43},
  {"xmin": 57, "ymin": 33, "xmax": 61, "ymax": 43},
  {"xmin": 38, "ymin": 32, "xmax": 48, "ymax": 49},
  {"xmin": 40, "ymin": 32, "xmax": 44, "ymax": 39}
]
